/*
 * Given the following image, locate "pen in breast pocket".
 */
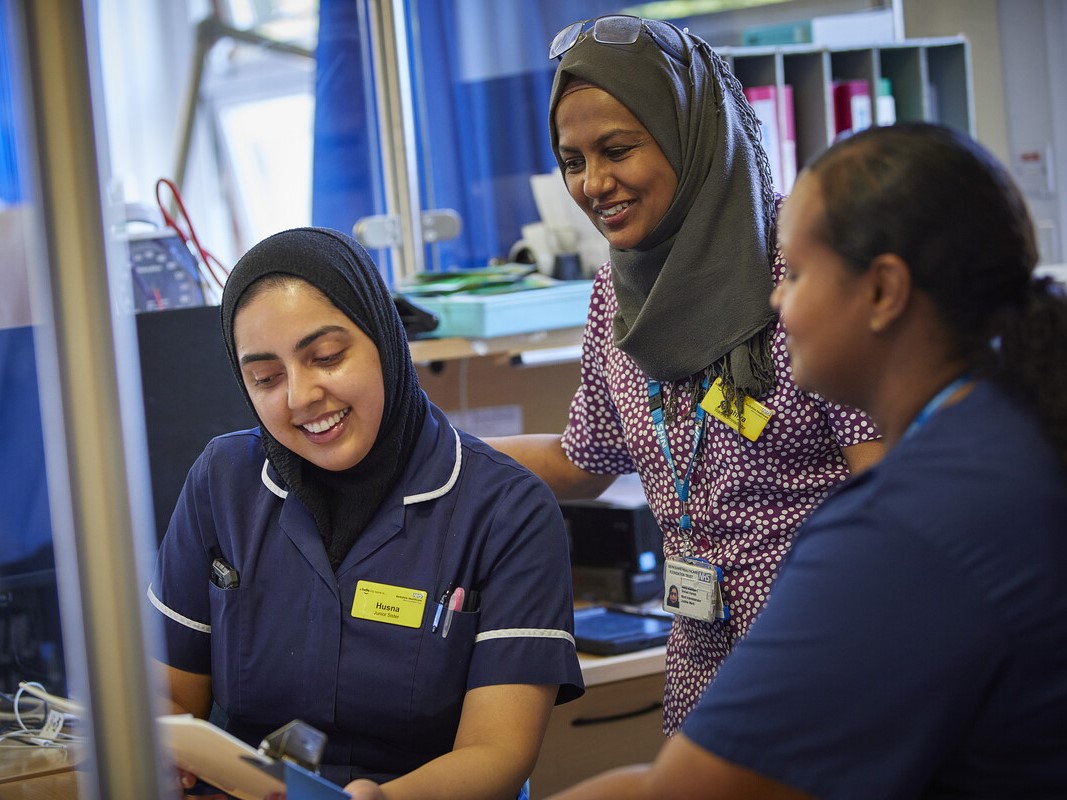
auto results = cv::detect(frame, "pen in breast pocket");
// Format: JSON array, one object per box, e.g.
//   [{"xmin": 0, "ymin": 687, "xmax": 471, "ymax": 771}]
[
  {"xmin": 441, "ymin": 587, "xmax": 464, "ymax": 639},
  {"xmin": 431, "ymin": 583, "xmax": 454, "ymax": 633}
]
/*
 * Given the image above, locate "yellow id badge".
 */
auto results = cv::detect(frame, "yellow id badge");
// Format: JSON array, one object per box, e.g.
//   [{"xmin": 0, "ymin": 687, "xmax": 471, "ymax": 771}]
[
  {"xmin": 351, "ymin": 580, "xmax": 428, "ymax": 628},
  {"xmin": 699, "ymin": 377, "xmax": 773, "ymax": 442}
]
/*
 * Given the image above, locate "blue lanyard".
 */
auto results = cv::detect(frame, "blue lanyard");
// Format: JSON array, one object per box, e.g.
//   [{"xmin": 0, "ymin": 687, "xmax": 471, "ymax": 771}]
[
  {"xmin": 648, "ymin": 376, "xmax": 709, "ymax": 532},
  {"xmin": 903, "ymin": 375, "xmax": 970, "ymax": 440}
]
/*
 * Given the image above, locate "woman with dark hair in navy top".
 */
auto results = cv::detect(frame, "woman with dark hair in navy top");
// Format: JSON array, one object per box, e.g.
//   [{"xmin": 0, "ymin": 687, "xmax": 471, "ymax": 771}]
[{"xmin": 149, "ymin": 227, "xmax": 583, "ymax": 800}]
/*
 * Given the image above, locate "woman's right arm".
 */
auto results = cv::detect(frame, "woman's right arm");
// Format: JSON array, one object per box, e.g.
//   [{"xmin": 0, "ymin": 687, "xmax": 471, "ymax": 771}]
[
  {"xmin": 155, "ymin": 660, "xmax": 227, "ymax": 798},
  {"xmin": 484, "ymin": 433, "xmax": 616, "ymax": 501},
  {"xmin": 156, "ymin": 659, "xmax": 213, "ymax": 718}
]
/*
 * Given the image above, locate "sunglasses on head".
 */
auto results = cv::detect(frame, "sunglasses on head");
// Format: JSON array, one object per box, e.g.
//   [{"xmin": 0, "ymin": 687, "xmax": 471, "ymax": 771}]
[{"xmin": 548, "ymin": 14, "xmax": 688, "ymax": 64}]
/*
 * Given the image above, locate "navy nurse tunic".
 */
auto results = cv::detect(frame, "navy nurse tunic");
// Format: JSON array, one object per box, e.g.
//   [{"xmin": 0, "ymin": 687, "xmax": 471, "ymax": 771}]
[{"xmin": 149, "ymin": 401, "xmax": 584, "ymax": 786}]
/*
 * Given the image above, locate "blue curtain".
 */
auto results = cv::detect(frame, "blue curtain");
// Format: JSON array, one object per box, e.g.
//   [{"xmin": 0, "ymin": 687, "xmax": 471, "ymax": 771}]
[
  {"xmin": 312, "ymin": 0, "xmax": 620, "ymax": 276},
  {"xmin": 0, "ymin": 0, "xmax": 25, "ymax": 203},
  {"xmin": 408, "ymin": 0, "xmax": 558, "ymax": 270},
  {"xmin": 0, "ymin": 0, "xmax": 55, "ymax": 572},
  {"xmin": 311, "ymin": 0, "xmax": 390, "ymax": 270}
]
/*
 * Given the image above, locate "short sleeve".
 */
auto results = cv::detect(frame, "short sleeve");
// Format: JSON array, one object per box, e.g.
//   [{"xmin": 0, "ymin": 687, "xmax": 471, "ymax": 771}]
[
  {"xmin": 810, "ymin": 392, "xmax": 881, "ymax": 448},
  {"xmin": 561, "ymin": 264, "xmax": 636, "ymax": 475},
  {"xmin": 464, "ymin": 470, "xmax": 585, "ymax": 704},
  {"xmin": 147, "ymin": 445, "xmax": 215, "ymax": 674}
]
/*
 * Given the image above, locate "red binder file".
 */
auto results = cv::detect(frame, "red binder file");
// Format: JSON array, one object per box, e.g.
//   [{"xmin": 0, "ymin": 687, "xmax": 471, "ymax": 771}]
[{"xmin": 832, "ymin": 79, "xmax": 873, "ymax": 137}]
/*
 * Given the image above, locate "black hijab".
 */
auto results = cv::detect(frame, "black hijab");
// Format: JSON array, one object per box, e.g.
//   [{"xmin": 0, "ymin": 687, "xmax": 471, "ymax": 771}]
[
  {"xmin": 221, "ymin": 227, "xmax": 427, "ymax": 569},
  {"xmin": 549, "ymin": 19, "xmax": 777, "ymax": 396}
]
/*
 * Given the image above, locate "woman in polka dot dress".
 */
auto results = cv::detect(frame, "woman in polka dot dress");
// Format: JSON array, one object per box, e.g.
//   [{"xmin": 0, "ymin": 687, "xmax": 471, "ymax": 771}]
[{"xmin": 490, "ymin": 16, "xmax": 882, "ymax": 734}]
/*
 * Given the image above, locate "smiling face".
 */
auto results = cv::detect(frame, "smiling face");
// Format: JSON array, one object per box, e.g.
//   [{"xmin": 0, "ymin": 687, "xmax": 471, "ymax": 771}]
[
  {"xmin": 554, "ymin": 86, "xmax": 678, "ymax": 250},
  {"xmin": 772, "ymin": 171, "xmax": 877, "ymax": 407},
  {"xmin": 233, "ymin": 277, "xmax": 385, "ymax": 472}
]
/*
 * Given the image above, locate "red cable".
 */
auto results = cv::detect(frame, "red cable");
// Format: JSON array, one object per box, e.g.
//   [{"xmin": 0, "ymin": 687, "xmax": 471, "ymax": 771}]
[{"xmin": 155, "ymin": 177, "xmax": 229, "ymax": 291}]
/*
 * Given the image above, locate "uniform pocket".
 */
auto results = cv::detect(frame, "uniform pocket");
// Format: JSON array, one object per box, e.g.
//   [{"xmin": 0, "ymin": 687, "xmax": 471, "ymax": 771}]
[{"xmin": 410, "ymin": 609, "xmax": 482, "ymax": 742}]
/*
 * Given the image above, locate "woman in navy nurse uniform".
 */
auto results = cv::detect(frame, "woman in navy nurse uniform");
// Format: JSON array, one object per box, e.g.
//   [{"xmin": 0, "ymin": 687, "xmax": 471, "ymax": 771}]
[{"xmin": 148, "ymin": 227, "xmax": 584, "ymax": 799}]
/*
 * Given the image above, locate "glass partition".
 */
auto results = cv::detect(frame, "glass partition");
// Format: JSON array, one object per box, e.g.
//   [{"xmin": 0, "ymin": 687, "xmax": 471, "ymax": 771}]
[{"xmin": 1, "ymin": 1, "xmax": 169, "ymax": 796}]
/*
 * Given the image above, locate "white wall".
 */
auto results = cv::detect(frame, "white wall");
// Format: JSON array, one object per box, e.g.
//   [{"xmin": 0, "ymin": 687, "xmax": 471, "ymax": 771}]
[
  {"xmin": 904, "ymin": 0, "xmax": 1066, "ymax": 265},
  {"xmin": 97, "ymin": 1, "xmax": 197, "ymax": 210},
  {"xmin": 0, "ymin": 204, "xmax": 32, "ymax": 329},
  {"xmin": 997, "ymin": 0, "xmax": 1067, "ymax": 264},
  {"xmin": 902, "ymin": 0, "xmax": 1009, "ymax": 159}
]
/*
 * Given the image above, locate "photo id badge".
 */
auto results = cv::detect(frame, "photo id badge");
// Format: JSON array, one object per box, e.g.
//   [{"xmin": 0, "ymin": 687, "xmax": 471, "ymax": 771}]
[{"xmin": 663, "ymin": 558, "xmax": 727, "ymax": 622}]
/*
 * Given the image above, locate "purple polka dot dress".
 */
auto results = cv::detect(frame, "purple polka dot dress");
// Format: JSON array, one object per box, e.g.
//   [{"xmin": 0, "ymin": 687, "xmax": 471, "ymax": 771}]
[{"xmin": 561, "ymin": 254, "xmax": 880, "ymax": 733}]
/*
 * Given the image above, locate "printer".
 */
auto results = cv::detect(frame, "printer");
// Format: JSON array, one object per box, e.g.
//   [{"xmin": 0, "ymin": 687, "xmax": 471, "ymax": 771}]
[{"xmin": 560, "ymin": 477, "xmax": 664, "ymax": 604}]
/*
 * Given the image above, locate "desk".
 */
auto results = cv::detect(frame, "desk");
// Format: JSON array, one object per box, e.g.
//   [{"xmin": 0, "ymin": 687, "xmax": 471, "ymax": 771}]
[
  {"xmin": 530, "ymin": 646, "xmax": 668, "ymax": 799},
  {"xmin": 409, "ymin": 326, "xmax": 584, "ymax": 364},
  {"xmin": 578, "ymin": 644, "xmax": 666, "ymax": 689},
  {"xmin": 0, "ymin": 742, "xmax": 81, "ymax": 799},
  {"xmin": 0, "ymin": 646, "xmax": 667, "ymax": 800}
]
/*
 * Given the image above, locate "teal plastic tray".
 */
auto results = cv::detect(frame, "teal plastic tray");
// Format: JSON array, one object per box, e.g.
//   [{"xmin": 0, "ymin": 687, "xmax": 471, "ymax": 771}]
[{"xmin": 406, "ymin": 280, "xmax": 592, "ymax": 339}]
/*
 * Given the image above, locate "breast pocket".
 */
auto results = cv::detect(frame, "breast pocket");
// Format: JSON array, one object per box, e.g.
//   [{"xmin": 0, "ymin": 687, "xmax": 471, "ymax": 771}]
[
  {"xmin": 209, "ymin": 577, "xmax": 329, "ymax": 726},
  {"xmin": 410, "ymin": 609, "xmax": 481, "ymax": 746}
]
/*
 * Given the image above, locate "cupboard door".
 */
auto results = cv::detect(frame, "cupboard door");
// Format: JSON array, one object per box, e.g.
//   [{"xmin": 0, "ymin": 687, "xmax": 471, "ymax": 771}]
[{"xmin": 530, "ymin": 673, "xmax": 667, "ymax": 799}]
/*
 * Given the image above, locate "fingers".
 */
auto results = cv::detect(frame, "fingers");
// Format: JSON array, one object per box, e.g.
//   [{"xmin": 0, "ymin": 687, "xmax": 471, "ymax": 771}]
[
  {"xmin": 343, "ymin": 778, "xmax": 384, "ymax": 800},
  {"xmin": 178, "ymin": 768, "xmax": 197, "ymax": 790},
  {"xmin": 176, "ymin": 769, "xmax": 229, "ymax": 799}
]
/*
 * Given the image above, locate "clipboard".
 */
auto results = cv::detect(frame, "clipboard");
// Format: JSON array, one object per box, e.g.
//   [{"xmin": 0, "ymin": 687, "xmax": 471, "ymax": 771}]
[
  {"xmin": 158, "ymin": 715, "xmax": 351, "ymax": 800},
  {"xmin": 573, "ymin": 606, "xmax": 672, "ymax": 655},
  {"xmin": 158, "ymin": 715, "xmax": 287, "ymax": 800}
]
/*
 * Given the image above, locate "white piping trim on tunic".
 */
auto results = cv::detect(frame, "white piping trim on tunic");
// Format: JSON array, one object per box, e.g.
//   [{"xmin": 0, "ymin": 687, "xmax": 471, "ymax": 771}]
[
  {"xmin": 261, "ymin": 460, "xmax": 288, "ymax": 498},
  {"xmin": 147, "ymin": 584, "xmax": 211, "ymax": 634},
  {"xmin": 256, "ymin": 430, "xmax": 459, "ymax": 506},
  {"xmin": 403, "ymin": 427, "xmax": 462, "ymax": 506},
  {"xmin": 474, "ymin": 627, "xmax": 576, "ymax": 646}
]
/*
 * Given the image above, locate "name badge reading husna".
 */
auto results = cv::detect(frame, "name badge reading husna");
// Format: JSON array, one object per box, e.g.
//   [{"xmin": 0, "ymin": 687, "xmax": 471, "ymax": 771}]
[
  {"xmin": 699, "ymin": 377, "xmax": 773, "ymax": 442},
  {"xmin": 663, "ymin": 558, "xmax": 728, "ymax": 622},
  {"xmin": 351, "ymin": 580, "xmax": 427, "ymax": 628}
]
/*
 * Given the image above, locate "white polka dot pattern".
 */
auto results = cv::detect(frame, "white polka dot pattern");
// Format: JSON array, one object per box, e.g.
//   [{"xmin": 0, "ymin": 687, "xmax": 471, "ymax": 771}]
[{"xmin": 561, "ymin": 253, "xmax": 880, "ymax": 733}]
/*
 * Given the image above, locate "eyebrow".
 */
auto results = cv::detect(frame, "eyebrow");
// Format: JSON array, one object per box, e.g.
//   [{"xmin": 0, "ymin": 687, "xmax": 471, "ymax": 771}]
[
  {"xmin": 558, "ymin": 128, "xmax": 644, "ymax": 155},
  {"xmin": 238, "ymin": 324, "xmax": 348, "ymax": 366}
]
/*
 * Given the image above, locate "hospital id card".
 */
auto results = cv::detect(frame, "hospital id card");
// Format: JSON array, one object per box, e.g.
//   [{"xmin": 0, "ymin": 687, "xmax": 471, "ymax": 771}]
[
  {"xmin": 699, "ymin": 377, "xmax": 773, "ymax": 441},
  {"xmin": 663, "ymin": 558, "xmax": 727, "ymax": 622},
  {"xmin": 351, "ymin": 580, "xmax": 427, "ymax": 628}
]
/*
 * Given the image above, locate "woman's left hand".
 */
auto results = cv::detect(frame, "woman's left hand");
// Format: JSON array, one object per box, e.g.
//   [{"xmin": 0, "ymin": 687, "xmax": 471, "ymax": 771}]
[{"xmin": 343, "ymin": 778, "xmax": 386, "ymax": 800}]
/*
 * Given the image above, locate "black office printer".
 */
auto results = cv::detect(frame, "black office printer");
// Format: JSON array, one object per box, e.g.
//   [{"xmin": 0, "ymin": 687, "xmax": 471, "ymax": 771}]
[{"xmin": 560, "ymin": 477, "xmax": 664, "ymax": 604}]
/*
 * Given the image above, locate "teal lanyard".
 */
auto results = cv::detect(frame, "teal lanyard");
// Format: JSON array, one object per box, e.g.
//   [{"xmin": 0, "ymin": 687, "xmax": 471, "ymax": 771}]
[
  {"xmin": 903, "ymin": 376, "xmax": 970, "ymax": 440},
  {"xmin": 648, "ymin": 376, "xmax": 710, "ymax": 533}
]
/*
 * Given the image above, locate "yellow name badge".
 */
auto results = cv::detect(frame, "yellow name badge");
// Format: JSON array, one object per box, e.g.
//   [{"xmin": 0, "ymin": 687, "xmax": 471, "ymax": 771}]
[
  {"xmin": 351, "ymin": 580, "xmax": 428, "ymax": 628},
  {"xmin": 699, "ymin": 377, "xmax": 774, "ymax": 442}
]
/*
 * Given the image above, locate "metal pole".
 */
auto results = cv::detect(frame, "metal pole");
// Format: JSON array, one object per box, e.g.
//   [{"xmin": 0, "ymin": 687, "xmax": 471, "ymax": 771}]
[{"xmin": 367, "ymin": 0, "xmax": 425, "ymax": 282}]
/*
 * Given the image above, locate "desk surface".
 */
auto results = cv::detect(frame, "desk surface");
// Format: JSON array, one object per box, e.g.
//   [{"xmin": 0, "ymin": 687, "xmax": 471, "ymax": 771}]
[
  {"xmin": 578, "ymin": 645, "xmax": 666, "ymax": 688},
  {"xmin": 409, "ymin": 325, "xmax": 583, "ymax": 362},
  {"xmin": 0, "ymin": 742, "xmax": 81, "ymax": 798}
]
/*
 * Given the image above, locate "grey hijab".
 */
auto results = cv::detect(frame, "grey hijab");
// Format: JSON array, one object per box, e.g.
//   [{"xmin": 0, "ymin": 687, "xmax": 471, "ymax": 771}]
[{"xmin": 549, "ymin": 19, "xmax": 777, "ymax": 395}]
